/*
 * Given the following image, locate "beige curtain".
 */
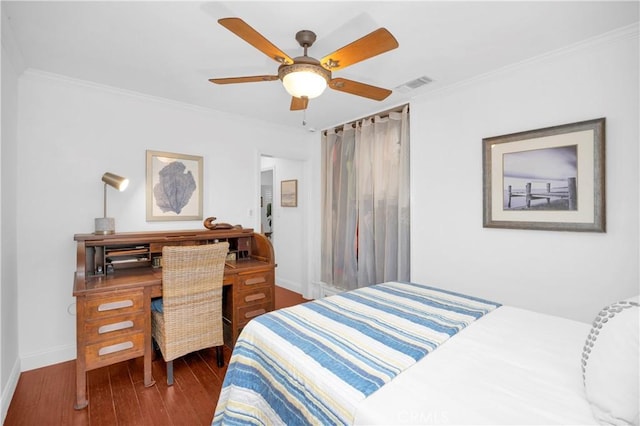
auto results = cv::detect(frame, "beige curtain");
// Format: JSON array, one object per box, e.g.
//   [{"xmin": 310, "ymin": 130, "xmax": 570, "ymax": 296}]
[{"xmin": 321, "ymin": 105, "xmax": 410, "ymax": 290}]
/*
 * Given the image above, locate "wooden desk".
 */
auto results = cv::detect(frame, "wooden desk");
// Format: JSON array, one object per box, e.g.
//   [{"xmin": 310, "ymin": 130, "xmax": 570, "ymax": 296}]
[{"xmin": 72, "ymin": 229, "xmax": 275, "ymax": 409}]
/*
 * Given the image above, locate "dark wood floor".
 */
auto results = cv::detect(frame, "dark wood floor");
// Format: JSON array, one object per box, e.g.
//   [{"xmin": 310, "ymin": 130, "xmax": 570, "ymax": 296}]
[{"xmin": 4, "ymin": 286, "xmax": 309, "ymax": 426}]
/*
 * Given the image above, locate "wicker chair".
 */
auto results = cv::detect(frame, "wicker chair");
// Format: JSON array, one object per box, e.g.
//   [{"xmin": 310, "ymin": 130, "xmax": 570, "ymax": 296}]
[{"xmin": 151, "ymin": 242, "xmax": 229, "ymax": 385}]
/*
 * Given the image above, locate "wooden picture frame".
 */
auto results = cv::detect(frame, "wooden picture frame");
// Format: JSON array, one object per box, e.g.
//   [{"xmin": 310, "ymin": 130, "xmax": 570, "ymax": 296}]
[
  {"xmin": 482, "ymin": 118, "xmax": 605, "ymax": 232},
  {"xmin": 146, "ymin": 150, "xmax": 203, "ymax": 221},
  {"xmin": 281, "ymin": 179, "xmax": 298, "ymax": 207}
]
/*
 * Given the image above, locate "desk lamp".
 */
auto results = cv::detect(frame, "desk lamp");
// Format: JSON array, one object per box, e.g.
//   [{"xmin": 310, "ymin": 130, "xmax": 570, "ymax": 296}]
[{"xmin": 94, "ymin": 172, "xmax": 129, "ymax": 235}]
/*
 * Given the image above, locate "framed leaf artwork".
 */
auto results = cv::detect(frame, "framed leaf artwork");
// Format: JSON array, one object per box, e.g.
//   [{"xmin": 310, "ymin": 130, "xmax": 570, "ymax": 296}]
[{"xmin": 146, "ymin": 150, "xmax": 203, "ymax": 221}]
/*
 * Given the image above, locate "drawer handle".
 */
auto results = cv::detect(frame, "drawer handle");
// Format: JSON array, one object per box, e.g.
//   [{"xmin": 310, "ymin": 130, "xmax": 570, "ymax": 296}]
[
  {"xmin": 244, "ymin": 277, "xmax": 266, "ymax": 286},
  {"xmin": 98, "ymin": 341, "xmax": 134, "ymax": 356},
  {"xmin": 245, "ymin": 308, "xmax": 266, "ymax": 319},
  {"xmin": 245, "ymin": 293, "xmax": 266, "ymax": 303},
  {"xmin": 98, "ymin": 320, "xmax": 134, "ymax": 334},
  {"xmin": 98, "ymin": 300, "xmax": 134, "ymax": 312}
]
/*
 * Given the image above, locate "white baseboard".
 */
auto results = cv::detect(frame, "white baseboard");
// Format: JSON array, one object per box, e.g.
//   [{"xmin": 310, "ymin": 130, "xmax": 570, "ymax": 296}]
[
  {"xmin": 276, "ymin": 278, "xmax": 302, "ymax": 295},
  {"xmin": 19, "ymin": 344, "xmax": 76, "ymax": 372},
  {"xmin": 1, "ymin": 357, "xmax": 20, "ymax": 423}
]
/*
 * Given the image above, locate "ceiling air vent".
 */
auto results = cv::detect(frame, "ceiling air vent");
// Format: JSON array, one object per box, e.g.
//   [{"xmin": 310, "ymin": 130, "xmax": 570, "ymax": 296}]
[{"xmin": 395, "ymin": 76, "xmax": 433, "ymax": 93}]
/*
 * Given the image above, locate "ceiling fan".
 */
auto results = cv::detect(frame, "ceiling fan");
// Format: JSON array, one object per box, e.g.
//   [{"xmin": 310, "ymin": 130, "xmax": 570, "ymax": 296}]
[{"xmin": 209, "ymin": 18, "xmax": 399, "ymax": 111}]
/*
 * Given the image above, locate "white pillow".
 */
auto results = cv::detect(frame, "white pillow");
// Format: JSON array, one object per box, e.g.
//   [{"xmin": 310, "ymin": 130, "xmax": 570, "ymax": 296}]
[{"xmin": 582, "ymin": 298, "xmax": 639, "ymax": 425}]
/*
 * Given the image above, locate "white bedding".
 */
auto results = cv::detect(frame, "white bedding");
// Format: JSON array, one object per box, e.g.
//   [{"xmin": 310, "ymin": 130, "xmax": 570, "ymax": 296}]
[{"xmin": 354, "ymin": 305, "xmax": 597, "ymax": 425}]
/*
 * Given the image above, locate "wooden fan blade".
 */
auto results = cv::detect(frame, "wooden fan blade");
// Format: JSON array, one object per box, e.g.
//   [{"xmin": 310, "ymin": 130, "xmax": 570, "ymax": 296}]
[
  {"xmin": 320, "ymin": 28, "xmax": 398, "ymax": 71},
  {"xmin": 218, "ymin": 18, "xmax": 293, "ymax": 65},
  {"xmin": 329, "ymin": 78, "xmax": 392, "ymax": 101},
  {"xmin": 290, "ymin": 96, "xmax": 309, "ymax": 111},
  {"xmin": 209, "ymin": 75, "xmax": 279, "ymax": 84}
]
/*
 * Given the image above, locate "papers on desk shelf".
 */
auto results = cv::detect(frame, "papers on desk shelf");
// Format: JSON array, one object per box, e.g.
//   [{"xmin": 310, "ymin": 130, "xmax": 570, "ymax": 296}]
[{"xmin": 107, "ymin": 256, "xmax": 150, "ymax": 264}]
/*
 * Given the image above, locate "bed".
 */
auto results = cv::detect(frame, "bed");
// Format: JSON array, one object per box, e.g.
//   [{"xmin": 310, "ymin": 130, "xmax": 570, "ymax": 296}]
[{"xmin": 212, "ymin": 281, "xmax": 639, "ymax": 425}]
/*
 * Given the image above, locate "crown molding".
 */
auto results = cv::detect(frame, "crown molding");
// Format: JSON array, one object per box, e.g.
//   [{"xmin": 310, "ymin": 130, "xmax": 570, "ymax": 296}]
[
  {"xmin": 416, "ymin": 22, "xmax": 639, "ymax": 100},
  {"xmin": 1, "ymin": 5, "xmax": 26, "ymax": 73},
  {"xmin": 21, "ymin": 68, "xmax": 307, "ymax": 134}
]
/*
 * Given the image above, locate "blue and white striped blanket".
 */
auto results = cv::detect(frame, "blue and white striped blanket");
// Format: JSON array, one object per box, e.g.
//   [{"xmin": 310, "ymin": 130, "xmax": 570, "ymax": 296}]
[{"xmin": 212, "ymin": 281, "xmax": 500, "ymax": 425}]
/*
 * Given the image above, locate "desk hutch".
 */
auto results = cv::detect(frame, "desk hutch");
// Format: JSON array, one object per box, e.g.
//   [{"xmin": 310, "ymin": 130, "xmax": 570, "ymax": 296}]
[{"xmin": 72, "ymin": 228, "xmax": 275, "ymax": 409}]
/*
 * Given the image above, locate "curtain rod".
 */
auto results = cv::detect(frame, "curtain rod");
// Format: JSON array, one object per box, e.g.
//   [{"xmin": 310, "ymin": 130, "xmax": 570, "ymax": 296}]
[{"xmin": 323, "ymin": 103, "xmax": 409, "ymax": 136}]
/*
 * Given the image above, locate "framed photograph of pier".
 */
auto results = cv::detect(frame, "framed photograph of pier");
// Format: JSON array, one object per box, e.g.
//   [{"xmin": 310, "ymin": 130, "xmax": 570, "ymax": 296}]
[
  {"xmin": 146, "ymin": 150, "xmax": 203, "ymax": 221},
  {"xmin": 482, "ymin": 118, "xmax": 605, "ymax": 232}
]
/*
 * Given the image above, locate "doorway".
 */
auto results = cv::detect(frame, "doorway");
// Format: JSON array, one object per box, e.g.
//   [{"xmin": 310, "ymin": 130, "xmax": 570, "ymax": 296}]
[
  {"xmin": 259, "ymin": 155, "xmax": 306, "ymax": 296},
  {"xmin": 260, "ymin": 167, "xmax": 274, "ymax": 240}
]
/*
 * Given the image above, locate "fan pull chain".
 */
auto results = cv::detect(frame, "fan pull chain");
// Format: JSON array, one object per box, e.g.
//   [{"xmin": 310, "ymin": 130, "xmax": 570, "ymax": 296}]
[{"xmin": 302, "ymin": 108, "xmax": 307, "ymax": 127}]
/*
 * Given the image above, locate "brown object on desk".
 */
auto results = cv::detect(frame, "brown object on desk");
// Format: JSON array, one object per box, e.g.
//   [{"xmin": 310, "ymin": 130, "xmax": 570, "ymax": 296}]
[
  {"xmin": 151, "ymin": 242, "xmax": 229, "ymax": 386},
  {"xmin": 203, "ymin": 216, "xmax": 242, "ymax": 230},
  {"xmin": 72, "ymin": 228, "xmax": 275, "ymax": 410}
]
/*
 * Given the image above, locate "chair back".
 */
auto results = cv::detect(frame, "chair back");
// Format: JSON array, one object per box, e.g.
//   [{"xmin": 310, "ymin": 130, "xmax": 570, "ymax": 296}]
[{"xmin": 160, "ymin": 242, "xmax": 229, "ymax": 360}]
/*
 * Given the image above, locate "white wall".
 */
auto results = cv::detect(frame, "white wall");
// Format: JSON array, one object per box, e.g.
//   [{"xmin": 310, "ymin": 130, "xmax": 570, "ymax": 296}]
[
  {"xmin": 15, "ymin": 71, "xmax": 315, "ymax": 370},
  {"xmin": 1, "ymin": 7, "xmax": 24, "ymax": 421},
  {"xmin": 410, "ymin": 26, "xmax": 639, "ymax": 323},
  {"xmin": 267, "ymin": 157, "xmax": 307, "ymax": 295}
]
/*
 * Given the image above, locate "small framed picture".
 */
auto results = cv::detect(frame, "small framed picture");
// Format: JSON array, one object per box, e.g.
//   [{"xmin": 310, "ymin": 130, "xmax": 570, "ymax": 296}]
[
  {"xmin": 146, "ymin": 150, "xmax": 203, "ymax": 221},
  {"xmin": 482, "ymin": 118, "xmax": 605, "ymax": 232},
  {"xmin": 281, "ymin": 179, "xmax": 298, "ymax": 207}
]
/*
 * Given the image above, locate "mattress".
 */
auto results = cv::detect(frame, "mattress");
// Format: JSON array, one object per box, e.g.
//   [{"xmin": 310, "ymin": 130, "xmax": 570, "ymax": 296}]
[
  {"xmin": 213, "ymin": 282, "xmax": 599, "ymax": 425},
  {"xmin": 354, "ymin": 305, "xmax": 596, "ymax": 425}
]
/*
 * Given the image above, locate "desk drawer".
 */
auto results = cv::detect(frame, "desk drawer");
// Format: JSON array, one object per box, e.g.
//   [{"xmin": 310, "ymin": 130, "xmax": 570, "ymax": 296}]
[
  {"xmin": 84, "ymin": 331, "xmax": 145, "ymax": 370},
  {"xmin": 237, "ymin": 270, "xmax": 273, "ymax": 290},
  {"xmin": 84, "ymin": 291, "xmax": 144, "ymax": 320},
  {"xmin": 237, "ymin": 286, "xmax": 273, "ymax": 307},
  {"xmin": 237, "ymin": 301, "xmax": 271, "ymax": 326},
  {"xmin": 84, "ymin": 312, "xmax": 146, "ymax": 344}
]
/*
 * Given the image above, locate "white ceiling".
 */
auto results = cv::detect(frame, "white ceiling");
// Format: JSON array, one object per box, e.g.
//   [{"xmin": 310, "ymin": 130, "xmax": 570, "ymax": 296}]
[{"xmin": 3, "ymin": 1, "xmax": 638, "ymax": 131}]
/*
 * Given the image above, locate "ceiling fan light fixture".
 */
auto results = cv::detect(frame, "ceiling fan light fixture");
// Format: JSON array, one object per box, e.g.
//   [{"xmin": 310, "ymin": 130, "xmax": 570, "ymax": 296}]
[
  {"xmin": 279, "ymin": 63, "xmax": 330, "ymax": 99},
  {"xmin": 213, "ymin": 18, "xmax": 399, "ymax": 110}
]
